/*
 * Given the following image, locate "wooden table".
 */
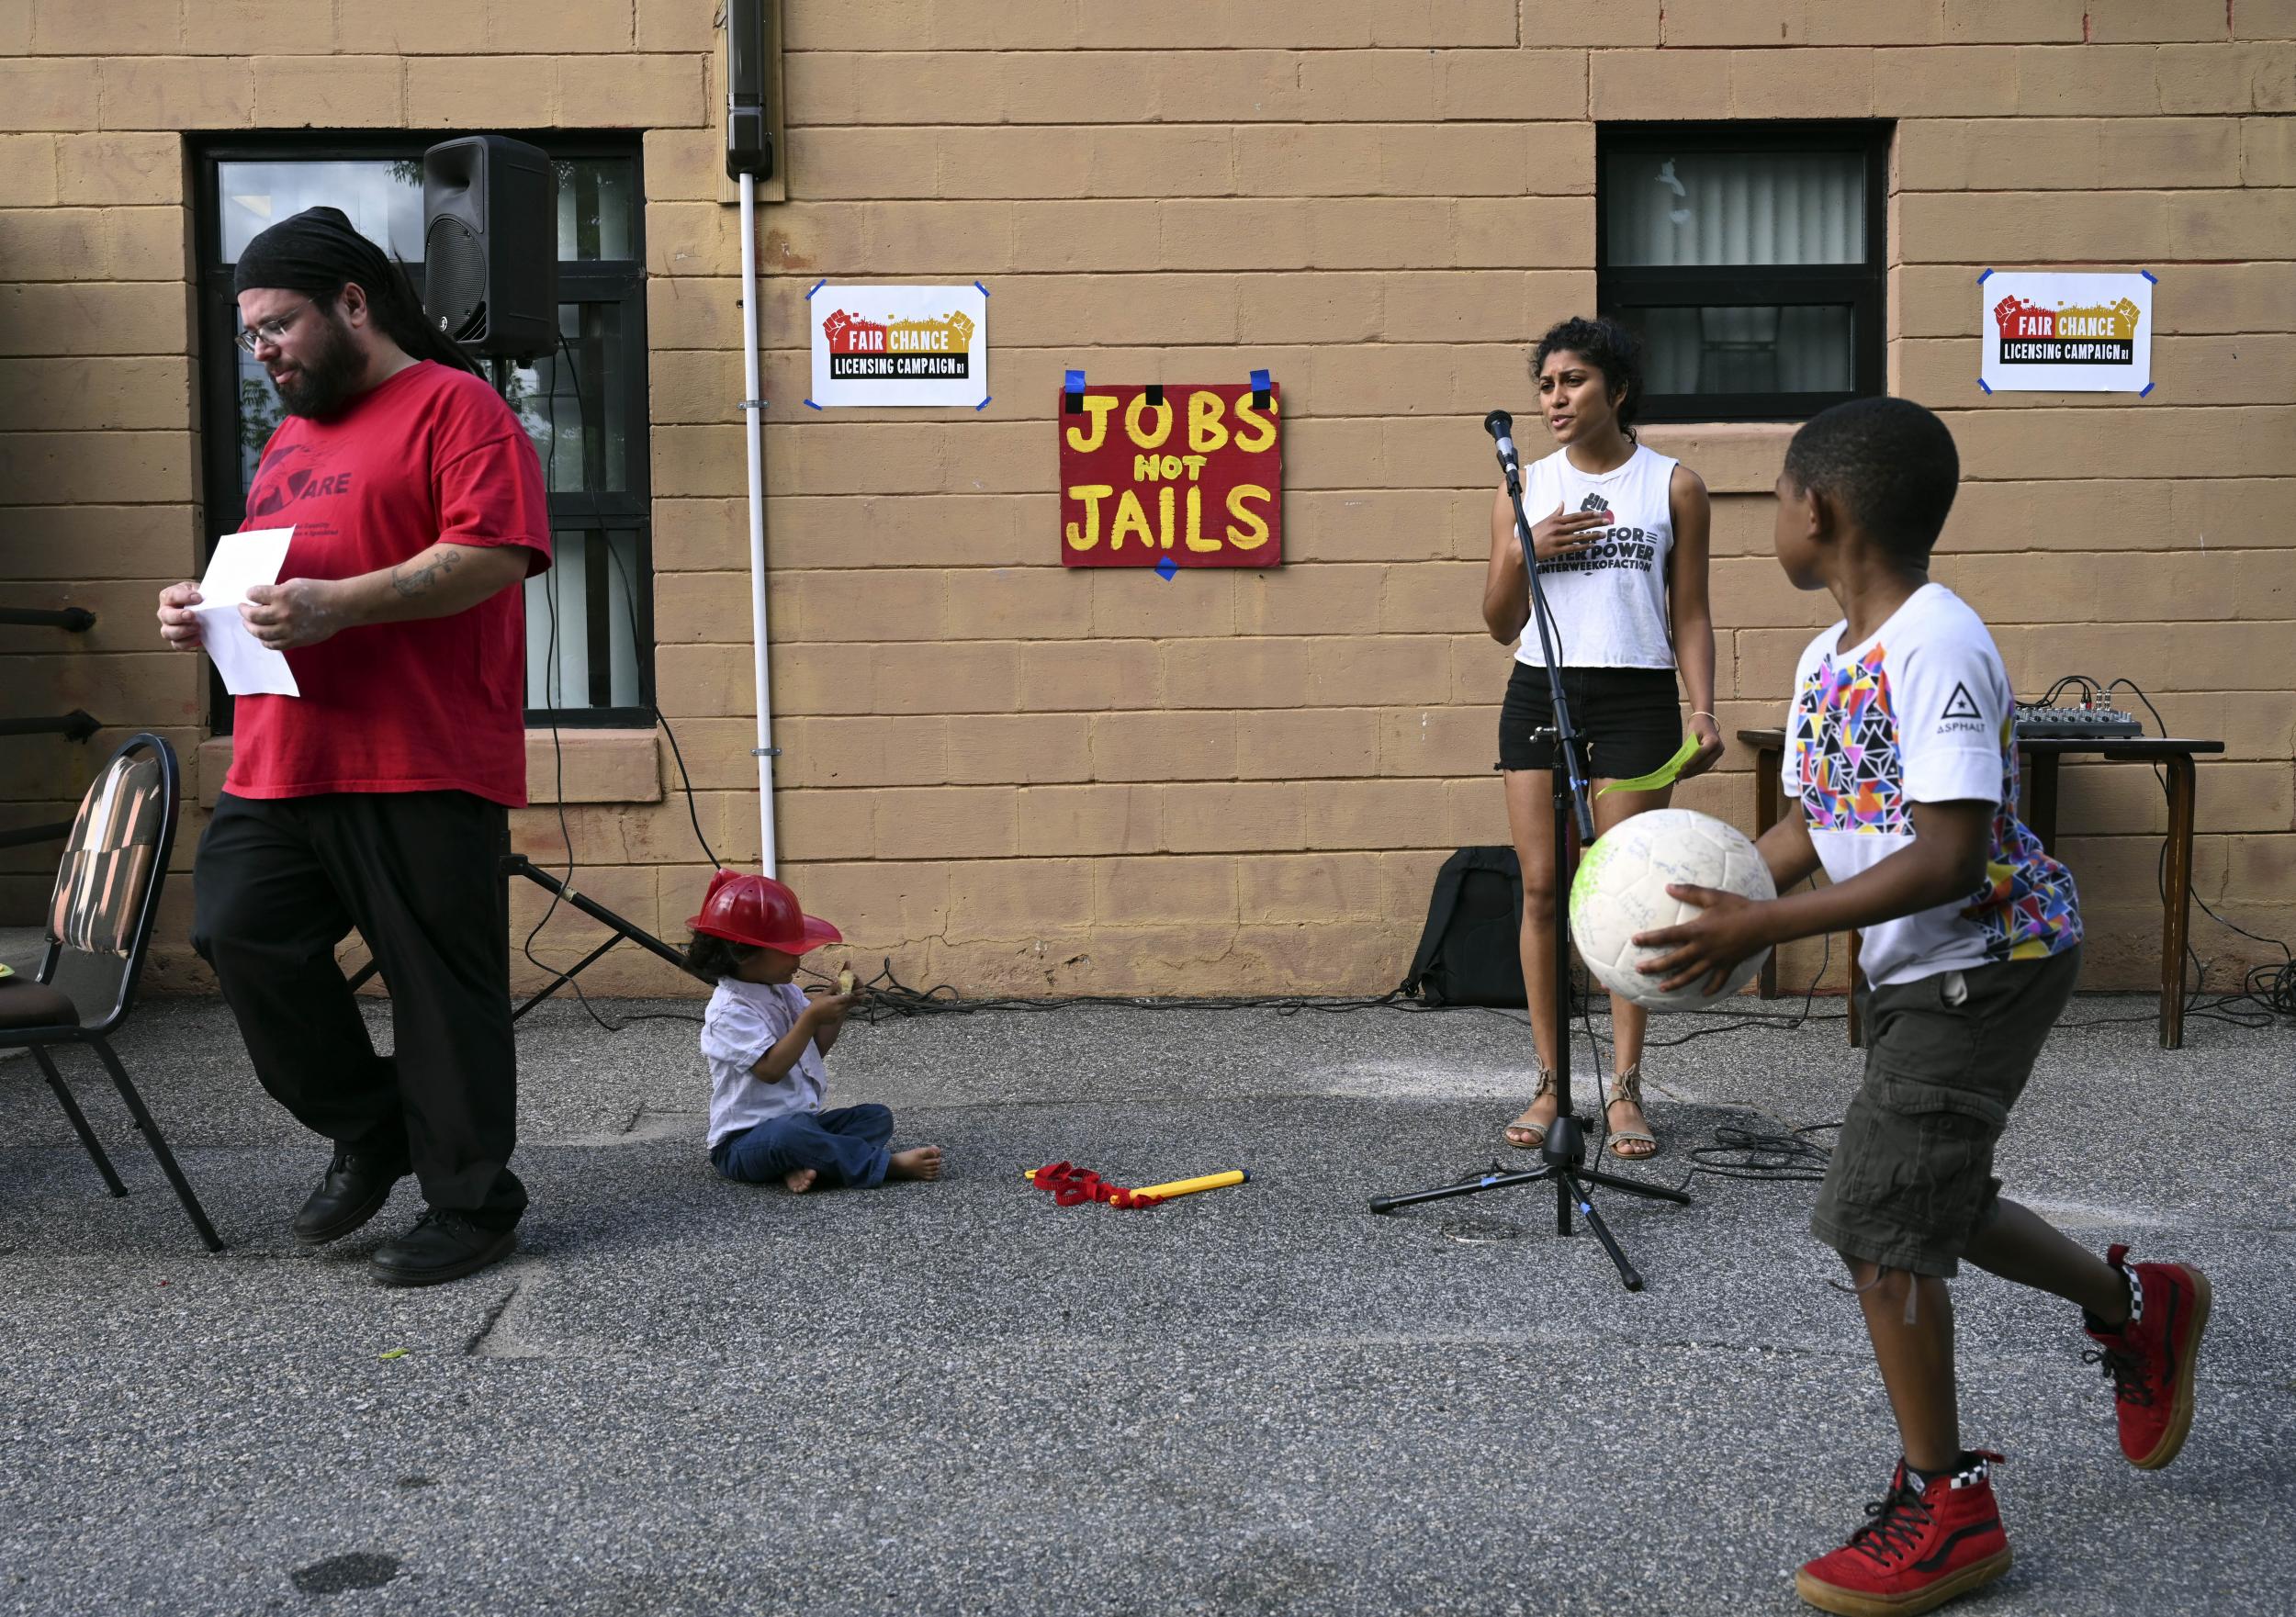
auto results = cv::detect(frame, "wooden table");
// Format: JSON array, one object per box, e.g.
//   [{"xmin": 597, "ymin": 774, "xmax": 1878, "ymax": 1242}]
[{"xmin": 1740, "ymin": 729, "xmax": 2223, "ymax": 1050}]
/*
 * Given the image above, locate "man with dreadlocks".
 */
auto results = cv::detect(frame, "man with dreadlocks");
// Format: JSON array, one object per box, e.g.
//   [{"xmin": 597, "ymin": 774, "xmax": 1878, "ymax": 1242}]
[{"xmin": 157, "ymin": 206, "xmax": 550, "ymax": 1286}]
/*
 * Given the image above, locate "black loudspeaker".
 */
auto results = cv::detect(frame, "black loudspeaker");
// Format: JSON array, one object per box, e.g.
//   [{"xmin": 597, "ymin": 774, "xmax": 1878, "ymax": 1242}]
[
  {"xmin": 725, "ymin": 0, "xmax": 773, "ymax": 180},
  {"xmin": 421, "ymin": 135, "xmax": 557, "ymax": 359}
]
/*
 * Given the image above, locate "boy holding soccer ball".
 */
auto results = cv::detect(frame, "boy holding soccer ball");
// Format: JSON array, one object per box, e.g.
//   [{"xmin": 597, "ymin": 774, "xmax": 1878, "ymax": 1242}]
[{"xmin": 1634, "ymin": 398, "xmax": 2209, "ymax": 1617}]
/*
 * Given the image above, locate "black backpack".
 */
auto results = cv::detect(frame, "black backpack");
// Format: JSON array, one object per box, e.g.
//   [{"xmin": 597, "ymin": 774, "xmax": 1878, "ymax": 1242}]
[{"xmin": 1401, "ymin": 846, "xmax": 1526, "ymax": 1007}]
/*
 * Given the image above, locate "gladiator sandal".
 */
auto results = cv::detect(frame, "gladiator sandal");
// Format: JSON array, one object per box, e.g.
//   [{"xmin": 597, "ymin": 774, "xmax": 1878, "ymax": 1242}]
[
  {"xmin": 1604, "ymin": 1061, "xmax": 1659, "ymax": 1161},
  {"xmin": 1503, "ymin": 1065, "xmax": 1558, "ymax": 1150}
]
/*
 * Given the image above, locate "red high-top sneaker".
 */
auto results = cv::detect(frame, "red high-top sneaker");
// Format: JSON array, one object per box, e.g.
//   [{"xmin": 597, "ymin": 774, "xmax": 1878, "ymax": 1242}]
[
  {"xmin": 2083, "ymin": 1242, "xmax": 2212, "ymax": 1470},
  {"xmin": 1795, "ymin": 1454, "xmax": 2010, "ymax": 1617}
]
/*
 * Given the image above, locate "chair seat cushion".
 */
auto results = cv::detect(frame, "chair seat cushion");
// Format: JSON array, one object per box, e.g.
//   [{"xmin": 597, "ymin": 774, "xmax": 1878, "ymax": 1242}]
[{"xmin": 0, "ymin": 978, "xmax": 80, "ymax": 1029}]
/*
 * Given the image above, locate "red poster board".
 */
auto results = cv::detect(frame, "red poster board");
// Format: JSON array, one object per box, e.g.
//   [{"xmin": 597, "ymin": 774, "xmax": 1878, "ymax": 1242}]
[{"xmin": 1058, "ymin": 384, "xmax": 1282, "ymax": 568}]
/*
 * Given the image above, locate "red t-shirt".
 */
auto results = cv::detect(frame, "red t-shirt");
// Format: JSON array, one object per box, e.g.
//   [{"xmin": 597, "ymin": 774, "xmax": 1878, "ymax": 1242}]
[{"xmin": 224, "ymin": 361, "xmax": 552, "ymax": 806}]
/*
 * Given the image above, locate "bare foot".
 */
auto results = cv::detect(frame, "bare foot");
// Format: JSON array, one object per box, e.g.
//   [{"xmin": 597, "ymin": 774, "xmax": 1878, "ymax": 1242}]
[
  {"xmin": 887, "ymin": 1146, "xmax": 943, "ymax": 1182},
  {"xmin": 782, "ymin": 1167, "xmax": 817, "ymax": 1194}
]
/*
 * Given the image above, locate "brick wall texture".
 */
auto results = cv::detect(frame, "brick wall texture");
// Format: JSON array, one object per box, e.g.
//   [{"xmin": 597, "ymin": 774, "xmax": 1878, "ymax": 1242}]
[{"xmin": 3, "ymin": 0, "xmax": 2292, "ymax": 1001}]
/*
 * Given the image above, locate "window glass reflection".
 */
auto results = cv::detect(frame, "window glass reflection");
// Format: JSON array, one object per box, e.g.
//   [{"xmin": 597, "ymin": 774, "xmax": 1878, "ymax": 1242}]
[
  {"xmin": 555, "ymin": 160, "xmax": 637, "ymax": 261},
  {"xmin": 506, "ymin": 303, "xmax": 628, "ymax": 496},
  {"xmin": 527, "ymin": 530, "xmax": 643, "ymax": 711},
  {"xmin": 214, "ymin": 154, "xmax": 644, "ymax": 715},
  {"xmin": 1615, "ymin": 305, "xmax": 1856, "ymax": 395},
  {"xmin": 218, "ymin": 159, "xmax": 422, "ymax": 264}
]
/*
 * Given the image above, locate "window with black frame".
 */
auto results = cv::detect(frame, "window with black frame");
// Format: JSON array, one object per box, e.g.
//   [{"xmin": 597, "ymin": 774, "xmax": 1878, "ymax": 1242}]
[
  {"xmin": 1596, "ymin": 122, "xmax": 1889, "ymax": 423},
  {"xmin": 197, "ymin": 139, "xmax": 653, "ymax": 729}
]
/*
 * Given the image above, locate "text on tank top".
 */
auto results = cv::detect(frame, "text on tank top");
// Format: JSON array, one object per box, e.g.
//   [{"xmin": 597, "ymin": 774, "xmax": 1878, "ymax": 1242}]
[{"xmin": 1512, "ymin": 441, "xmax": 1679, "ymax": 671}]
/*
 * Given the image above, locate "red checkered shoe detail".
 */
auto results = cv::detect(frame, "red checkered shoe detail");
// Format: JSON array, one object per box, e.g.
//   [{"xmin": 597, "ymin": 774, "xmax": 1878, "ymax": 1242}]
[
  {"xmin": 2084, "ymin": 1242, "xmax": 2212, "ymax": 1470},
  {"xmin": 1795, "ymin": 1453, "xmax": 2011, "ymax": 1617}
]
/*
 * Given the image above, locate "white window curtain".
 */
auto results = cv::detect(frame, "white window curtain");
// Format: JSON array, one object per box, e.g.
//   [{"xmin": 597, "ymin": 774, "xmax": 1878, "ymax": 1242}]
[
  {"xmin": 525, "ymin": 532, "xmax": 643, "ymax": 713},
  {"xmin": 1606, "ymin": 151, "xmax": 1864, "ymax": 267},
  {"xmin": 506, "ymin": 302, "xmax": 638, "ymax": 713},
  {"xmin": 1606, "ymin": 150, "xmax": 1863, "ymax": 396}
]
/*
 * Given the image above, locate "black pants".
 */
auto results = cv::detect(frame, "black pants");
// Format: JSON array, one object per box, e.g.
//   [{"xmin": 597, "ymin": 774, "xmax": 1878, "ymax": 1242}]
[{"xmin": 193, "ymin": 791, "xmax": 525, "ymax": 1227}]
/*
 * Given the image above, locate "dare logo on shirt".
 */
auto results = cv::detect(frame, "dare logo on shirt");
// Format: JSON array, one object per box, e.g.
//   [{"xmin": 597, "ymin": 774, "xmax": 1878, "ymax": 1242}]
[{"xmin": 246, "ymin": 444, "xmax": 355, "ymax": 519}]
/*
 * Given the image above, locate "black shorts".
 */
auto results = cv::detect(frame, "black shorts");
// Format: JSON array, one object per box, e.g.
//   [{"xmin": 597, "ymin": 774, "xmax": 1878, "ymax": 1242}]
[{"xmin": 1494, "ymin": 662, "xmax": 1683, "ymax": 778}]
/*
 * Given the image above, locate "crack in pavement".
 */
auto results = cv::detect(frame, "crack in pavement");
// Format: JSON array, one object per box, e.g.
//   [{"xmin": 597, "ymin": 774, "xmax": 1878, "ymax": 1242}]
[
  {"xmin": 464, "ymin": 1260, "xmax": 548, "ymax": 1359},
  {"xmin": 557, "ymin": 1107, "xmax": 706, "ymax": 1148}
]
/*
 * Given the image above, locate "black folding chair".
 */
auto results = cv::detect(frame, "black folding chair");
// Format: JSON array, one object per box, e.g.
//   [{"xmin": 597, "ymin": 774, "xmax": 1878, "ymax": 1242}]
[{"xmin": 0, "ymin": 733, "xmax": 221, "ymax": 1252}]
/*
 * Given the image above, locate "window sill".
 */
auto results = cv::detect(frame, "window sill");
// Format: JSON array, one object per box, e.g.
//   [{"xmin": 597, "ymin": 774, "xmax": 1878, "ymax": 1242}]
[
  {"xmin": 1637, "ymin": 422, "xmax": 1799, "ymax": 494},
  {"xmin": 193, "ymin": 730, "xmax": 664, "ymax": 810}
]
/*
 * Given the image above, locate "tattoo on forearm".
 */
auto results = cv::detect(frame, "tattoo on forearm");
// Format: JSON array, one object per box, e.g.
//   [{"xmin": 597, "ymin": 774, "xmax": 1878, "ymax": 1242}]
[{"xmin": 389, "ymin": 545, "xmax": 464, "ymax": 599}]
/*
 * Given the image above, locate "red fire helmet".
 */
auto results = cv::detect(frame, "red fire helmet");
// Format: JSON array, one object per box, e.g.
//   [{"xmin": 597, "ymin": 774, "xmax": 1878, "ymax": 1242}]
[{"xmin": 684, "ymin": 869, "xmax": 842, "ymax": 954}]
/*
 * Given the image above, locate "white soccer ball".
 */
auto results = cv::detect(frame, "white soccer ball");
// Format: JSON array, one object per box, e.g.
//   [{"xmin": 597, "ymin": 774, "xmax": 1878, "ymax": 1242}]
[{"xmin": 1569, "ymin": 808, "xmax": 1777, "ymax": 1012}]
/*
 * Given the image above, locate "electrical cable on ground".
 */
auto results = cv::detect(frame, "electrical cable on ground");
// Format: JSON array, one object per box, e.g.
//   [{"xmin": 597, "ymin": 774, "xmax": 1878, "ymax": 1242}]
[{"xmin": 504, "ymin": 336, "xmax": 719, "ymax": 1032}]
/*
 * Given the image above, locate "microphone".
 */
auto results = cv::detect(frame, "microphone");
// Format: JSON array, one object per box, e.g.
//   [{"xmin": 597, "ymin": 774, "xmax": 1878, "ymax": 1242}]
[{"xmin": 1483, "ymin": 408, "xmax": 1521, "ymax": 481}]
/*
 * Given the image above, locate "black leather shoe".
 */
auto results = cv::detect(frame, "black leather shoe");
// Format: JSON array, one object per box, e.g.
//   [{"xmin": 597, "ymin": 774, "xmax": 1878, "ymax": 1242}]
[
  {"xmin": 370, "ymin": 1209, "xmax": 517, "ymax": 1288},
  {"xmin": 292, "ymin": 1148, "xmax": 411, "ymax": 1246}
]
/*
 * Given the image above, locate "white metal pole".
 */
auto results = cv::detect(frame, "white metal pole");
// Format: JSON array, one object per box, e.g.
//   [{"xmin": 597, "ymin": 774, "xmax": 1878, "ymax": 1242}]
[{"xmin": 738, "ymin": 169, "xmax": 777, "ymax": 876}]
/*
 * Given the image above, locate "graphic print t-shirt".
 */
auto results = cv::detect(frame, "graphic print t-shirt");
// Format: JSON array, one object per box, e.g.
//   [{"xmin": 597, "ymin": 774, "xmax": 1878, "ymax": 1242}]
[
  {"xmin": 1784, "ymin": 584, "xmax": 2082, "ymax": 987},
  {"xmin": 1513, "ymin": 442, "xmax": 1679, "ymax": 670},
  {"xmin": 225, "ymin": 362, "xmax": 551, "ymax": 806}
]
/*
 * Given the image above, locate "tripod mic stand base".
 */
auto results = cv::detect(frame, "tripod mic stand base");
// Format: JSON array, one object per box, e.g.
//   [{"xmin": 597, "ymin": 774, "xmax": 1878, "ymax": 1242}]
[
  {"xmin": 342, "ymin": 852, "xmax": 702, "ymax": 1018},
  {"xmin": 1367, "ymin": 1112, "xmax": 1690, "ymax": 1292}
]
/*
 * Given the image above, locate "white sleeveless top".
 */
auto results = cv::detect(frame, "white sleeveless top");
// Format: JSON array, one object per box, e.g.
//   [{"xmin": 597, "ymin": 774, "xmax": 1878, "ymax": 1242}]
[{"xmin": 1512, "ymin": 441, "xmax": 1679, "ymax": 670}]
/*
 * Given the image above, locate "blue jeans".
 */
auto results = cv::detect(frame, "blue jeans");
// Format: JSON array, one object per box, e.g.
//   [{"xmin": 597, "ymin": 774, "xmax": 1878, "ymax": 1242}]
[{"xmin": 711, "ymin": 1104, "xmax": 893, "ymax": 1189}]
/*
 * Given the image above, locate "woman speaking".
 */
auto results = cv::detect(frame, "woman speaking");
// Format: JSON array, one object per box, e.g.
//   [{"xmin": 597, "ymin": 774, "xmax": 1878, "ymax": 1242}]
[{"xmin": 1481, "ymin": 316, "xmax": 1722, "ymax": 1162}]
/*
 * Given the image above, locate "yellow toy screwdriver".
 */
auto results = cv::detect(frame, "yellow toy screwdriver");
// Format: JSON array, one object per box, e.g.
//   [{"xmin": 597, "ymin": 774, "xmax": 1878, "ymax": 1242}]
[
  {"xmin": 1135, "ymin": 1169, "xmax": 1248, "ymax": 1199},
  {"xmin": 1021, "ymin": 1167, "xmax": 1248, "ymax": 1202}
]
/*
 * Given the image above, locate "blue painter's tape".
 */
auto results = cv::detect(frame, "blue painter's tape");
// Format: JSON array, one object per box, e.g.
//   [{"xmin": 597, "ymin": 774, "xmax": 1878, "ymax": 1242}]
[
  {"xmin": 804, "ymin": 399, "xmax": 823, "ymax": 410},
  {"xmin": 1976, "ymin": 268, "xmax": 1993, "ymax": 284},
  {"xmin": 974, "ymin": 280, "xmax": 990, "ymax": 298},
  {"xmin": 1977, "ymin": 379, "xmax": 1992, "ymax": 394},
  {"xmin": 1154, "ymin": 556, "xmax": 1178, "ymax": 580},
  {"xmin": 1064, "ymin": 368, "xmax": 1086, "ymax": 392},
  {"xmin": 2140, "ymin": 381, "xmax": 2155, "ymax": 397},
  {"xmin": 805, "ymin": 278, "xmax": 827, "ymax": 298},
  {"xmin": 1249, "ymin": 367, "xmax": 1271, "ymax": 392},
  {"xmin": 974, "ymin": 396, "xmax": 992, "ymax": 410},
  {"xmin": 2141, "ymin": 269, "xmax": 2157, "ymax": 284}
]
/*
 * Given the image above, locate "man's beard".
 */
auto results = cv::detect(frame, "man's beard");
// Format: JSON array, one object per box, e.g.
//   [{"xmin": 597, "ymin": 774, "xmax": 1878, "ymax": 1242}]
[{"xmin": 273, "ymin": 309, "xmax": 367, "ymax": 419}]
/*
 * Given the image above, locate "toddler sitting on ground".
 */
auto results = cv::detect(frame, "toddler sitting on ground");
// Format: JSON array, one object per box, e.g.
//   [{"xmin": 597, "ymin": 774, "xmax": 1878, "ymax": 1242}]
[{"xmin": 682, "ymin": 870, "xmax": 942, "ymax": 1194}]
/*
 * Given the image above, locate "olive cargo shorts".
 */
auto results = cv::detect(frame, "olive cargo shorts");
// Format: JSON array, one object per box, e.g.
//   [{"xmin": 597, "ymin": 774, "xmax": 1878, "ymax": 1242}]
[{"xmin": 1811, "ymin": 945, "xmax": 2083, "ymax": 1278}]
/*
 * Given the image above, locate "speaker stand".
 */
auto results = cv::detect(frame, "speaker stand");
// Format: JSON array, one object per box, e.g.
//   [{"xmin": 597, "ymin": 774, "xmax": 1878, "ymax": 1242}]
[{"xmin": 344, "ymin": 852, "xmax": 699, "ymax": 1023}]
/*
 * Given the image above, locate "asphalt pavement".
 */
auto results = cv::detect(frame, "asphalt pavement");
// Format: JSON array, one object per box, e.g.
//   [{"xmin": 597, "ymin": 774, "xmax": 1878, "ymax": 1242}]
[{"xmin": 3, "ymin": 988, "xmax": 2290, "ymax": 1615}]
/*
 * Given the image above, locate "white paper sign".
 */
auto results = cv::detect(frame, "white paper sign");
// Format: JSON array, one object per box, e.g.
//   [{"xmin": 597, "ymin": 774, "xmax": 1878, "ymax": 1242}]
[
  {"xmin": 1980, "ymin": 270, "xmax": 2154, "ymax": 395},
  {"xmin": 809, "ymin": 283, "xmax": 988, "ymax": 409},
  {"xmin": 194, "ymin": 527, "xmax": 300, "ymax": 697}
]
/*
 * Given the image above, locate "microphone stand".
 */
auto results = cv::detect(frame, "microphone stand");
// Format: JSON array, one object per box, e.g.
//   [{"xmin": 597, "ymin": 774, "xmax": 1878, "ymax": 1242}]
[{"xmin": 1367, "ymin": 410, "xmax": 1689, "ymax": 1291}]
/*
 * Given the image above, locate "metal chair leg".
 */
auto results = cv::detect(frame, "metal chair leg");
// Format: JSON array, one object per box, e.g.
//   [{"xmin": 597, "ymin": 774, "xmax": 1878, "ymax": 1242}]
[
  {"xmin": 28, "ymin": 1044, "xmax": 129, "ymax": 1198},
  {"xmin": 87, "ymin": 1036, "xmax": 223, "ymax": 1252}
]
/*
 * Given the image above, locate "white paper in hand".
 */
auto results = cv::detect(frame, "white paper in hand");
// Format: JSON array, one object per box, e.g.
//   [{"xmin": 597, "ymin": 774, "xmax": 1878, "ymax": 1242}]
[{"xmin": 193, "ymin": 527, "xmax": 300, "ymax": 697}]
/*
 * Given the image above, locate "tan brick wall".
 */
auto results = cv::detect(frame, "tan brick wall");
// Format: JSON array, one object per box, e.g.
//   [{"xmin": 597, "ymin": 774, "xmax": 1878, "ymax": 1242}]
[{"xmin": 4, "ymin": 2, "xmax": 2291, "ymax": 1004}]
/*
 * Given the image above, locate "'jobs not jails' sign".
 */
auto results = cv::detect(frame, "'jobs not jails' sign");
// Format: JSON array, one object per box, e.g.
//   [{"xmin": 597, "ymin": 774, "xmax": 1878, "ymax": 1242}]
[{"xmin": 1058, "ymin": 383, "xmax": 1283, "ymax": 569}]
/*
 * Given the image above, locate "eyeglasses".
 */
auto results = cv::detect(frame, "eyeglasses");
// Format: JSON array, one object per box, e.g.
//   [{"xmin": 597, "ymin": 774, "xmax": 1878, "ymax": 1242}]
[{"xmin": 233, "ymin": 300, "xmax": 314, "ymax": 355}]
